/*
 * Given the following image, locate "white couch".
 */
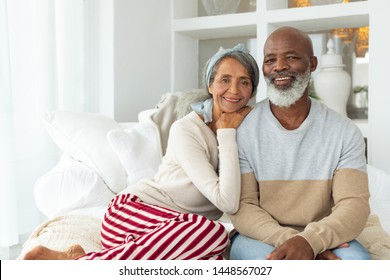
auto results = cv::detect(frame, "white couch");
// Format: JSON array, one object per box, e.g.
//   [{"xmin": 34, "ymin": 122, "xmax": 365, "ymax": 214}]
[{"xmin": 19, "ymin": 93, "xmax": 390, "ymax": 260}]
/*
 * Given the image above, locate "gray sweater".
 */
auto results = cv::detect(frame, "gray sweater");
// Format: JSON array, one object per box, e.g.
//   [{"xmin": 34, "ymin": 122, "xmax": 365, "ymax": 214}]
[{"xmin": 230, "ymin": 98, "xmax": 370, "ymax": 256}]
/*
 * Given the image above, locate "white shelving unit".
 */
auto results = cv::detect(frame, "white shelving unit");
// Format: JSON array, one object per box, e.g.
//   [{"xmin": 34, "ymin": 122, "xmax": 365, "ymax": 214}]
[
  {"xmin": 171, "ymin": 0, "xmax": 390, "ymax": 173},
  {"xmin": 172, "ymin": 0, "xmax": 368, "ymax": 96}
]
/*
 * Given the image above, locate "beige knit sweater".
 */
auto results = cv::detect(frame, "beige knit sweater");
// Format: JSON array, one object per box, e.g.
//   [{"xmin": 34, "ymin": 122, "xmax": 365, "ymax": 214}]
[{"xmin": 122, "ymin": 111, "xmax": 241, "ymax": 221}]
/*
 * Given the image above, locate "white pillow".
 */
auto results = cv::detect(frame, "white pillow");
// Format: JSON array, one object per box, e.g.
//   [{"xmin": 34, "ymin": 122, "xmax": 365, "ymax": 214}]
[
  {"xmin": 138, "ymin": 108, "xmax": 158, "ymax": 123},
  {"xmin": 367, "ymin": 164, "xmax": 390, "ymax": 234},
  {"xmin": 107, "ymin": 122, "xmax": 162, "ymax": 186},
  {"xmin": 34, "ymin": 155, "xmax": 115, "ymax": 218},
  {"xmin": 43, "ymin": 111, "xmax": 127, "ymax": 193}
]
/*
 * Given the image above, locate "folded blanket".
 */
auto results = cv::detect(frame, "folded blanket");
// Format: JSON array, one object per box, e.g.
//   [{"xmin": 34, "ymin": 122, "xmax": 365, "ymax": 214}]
[
  {"xmin": 19, "ymin": 214, "xmax": 103, "ymax": 258},
  {"xmin": 150, "ymin": 89, "xmax": 210, "ymax": 155},
  {"xmin": 357, "ymin": 215, "xmax": 390, "ymax": 260}
]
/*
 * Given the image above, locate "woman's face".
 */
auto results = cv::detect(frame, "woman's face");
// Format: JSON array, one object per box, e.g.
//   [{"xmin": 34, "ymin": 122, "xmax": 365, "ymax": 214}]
[{"xmin": 208, "ymin": 57, "xmax": 253, "ymax": 116}]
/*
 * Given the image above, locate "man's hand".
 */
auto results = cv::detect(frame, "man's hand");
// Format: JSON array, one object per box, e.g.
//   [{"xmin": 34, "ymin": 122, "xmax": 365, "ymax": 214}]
[
  {"xmin": 316, "ymin": 250, "xmax": 340, "ymax": 260},
  {"xmin": 266, "ymin": 236, "xmax": 314, "ymax": 260}
]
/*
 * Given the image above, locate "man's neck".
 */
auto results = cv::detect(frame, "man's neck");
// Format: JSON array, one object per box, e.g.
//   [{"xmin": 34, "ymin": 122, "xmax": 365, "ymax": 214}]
[{"xmin": 270, "ymin": 94, "xmax": 311, "ymax": 130}]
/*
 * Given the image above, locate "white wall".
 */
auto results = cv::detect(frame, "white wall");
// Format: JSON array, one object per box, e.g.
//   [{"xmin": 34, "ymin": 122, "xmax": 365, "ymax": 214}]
[
  {"xmin": 113, "ymin": 0, "xmax": 171, "ymax": 122},
  {"xmin": 368, "ymin": 0, "xmax": 390, "ymax": 174},
  {"xmin": 7, "ymin": 0, "xmax": 171, "ymax": 248}
]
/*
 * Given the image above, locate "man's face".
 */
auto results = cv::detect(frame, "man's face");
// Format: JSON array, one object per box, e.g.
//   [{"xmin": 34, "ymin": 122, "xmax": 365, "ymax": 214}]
[
  {"xmin": 264, "ymin": 66, "xmax": 311, "ymax": 107},
  {"xmin": 262, "ymin": 31, "xmax": 315, "ymax": 107}
]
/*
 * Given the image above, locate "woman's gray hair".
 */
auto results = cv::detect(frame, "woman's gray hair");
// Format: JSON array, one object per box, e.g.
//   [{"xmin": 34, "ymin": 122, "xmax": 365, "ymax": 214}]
[{"xmin": 203, "ymin": 44, "xmax": 259, "ymax": 97}]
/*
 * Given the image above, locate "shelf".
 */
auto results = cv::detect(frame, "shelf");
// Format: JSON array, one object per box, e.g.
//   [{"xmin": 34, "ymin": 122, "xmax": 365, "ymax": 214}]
[
  {"xmin": 173, "ymin": 12, "xmax": 257, "ymax": 39},
  {"xmin": 171, "ymin": 0, "xmax": 390, "ymax": 173},
  {"xmin": 266, "ymin": 1, "xmax": 369, "ymax": 31}
]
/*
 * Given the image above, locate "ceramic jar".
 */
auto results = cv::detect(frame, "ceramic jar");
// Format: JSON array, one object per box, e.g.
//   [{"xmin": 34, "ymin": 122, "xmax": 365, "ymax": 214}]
[{"xmin": 314, "ymin": 38, "xmax": 351, "ymax": 116}]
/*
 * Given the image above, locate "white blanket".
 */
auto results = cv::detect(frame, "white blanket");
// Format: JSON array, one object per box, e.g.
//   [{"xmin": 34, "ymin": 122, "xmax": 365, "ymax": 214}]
[{"xmin": 19, "ymin": 214, "xmax": 103, "ymax": 258}]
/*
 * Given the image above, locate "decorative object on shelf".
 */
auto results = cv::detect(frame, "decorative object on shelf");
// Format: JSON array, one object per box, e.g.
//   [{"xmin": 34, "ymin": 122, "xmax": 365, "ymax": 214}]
[
  {"xmin": 310, "ymin": 0, "xmax": 343, "ymax": 5},
  {"xmin": 355, "ymin": 26, "xmax": 369, "ymax": 58},
  {"xmin": 293, "ymin": 0, "xmax": 311, "ymax": 7},
  {"xmin": 331, "ymin": 27, "xmax": 355, "ymax": 44},
  {"xmin": 352, "ymin": 85, "xmax": 368, "ymax": 108},
  {"xmin": 314, "ymin": 38, "xmax": 351, "ymax": 116},
  {"xmin": 330, "ymin": 25, "xmax": 369, "ymax": 58},
  {"xmin": 200, "ymin": 0, "xmax": 241, "ymax": 16}
]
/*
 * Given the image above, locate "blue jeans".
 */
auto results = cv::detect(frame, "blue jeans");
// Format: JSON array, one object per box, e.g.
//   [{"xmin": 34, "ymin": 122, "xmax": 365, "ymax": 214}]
[{"xmin": 230, "ymin": 233, "xmax": 371, "ymax": 260}]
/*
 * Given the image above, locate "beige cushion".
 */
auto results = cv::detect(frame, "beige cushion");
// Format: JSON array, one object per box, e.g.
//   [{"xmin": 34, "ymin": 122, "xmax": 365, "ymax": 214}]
[{"xmin": 357, "ymin": 215, "xmax": 390, "ymax": 260}]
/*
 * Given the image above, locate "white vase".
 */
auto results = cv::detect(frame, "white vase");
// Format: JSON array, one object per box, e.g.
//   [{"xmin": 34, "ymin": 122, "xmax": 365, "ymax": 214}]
[
  {"xmin": 314, "ymin": 38, "xmax": 351, "ymax": 116},
  {"xmin": 352, "ymin": 91, "xmax": 368, "ymax": 108},
  {"xmin": 201, "ymin": 0, "xmax": 241, "ymax": 15}
]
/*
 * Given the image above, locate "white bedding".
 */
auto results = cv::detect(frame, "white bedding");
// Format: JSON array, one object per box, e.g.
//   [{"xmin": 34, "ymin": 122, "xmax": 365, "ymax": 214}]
[
  {"xmin": 34, "ymin": 156, "xmax": 115, "ymax": 219},
  {"xmin": 19, "ymin": 209, "xmax": 105, "ymax": 257},
  {"xmin": 21, "ymin": 90, "xmax": 390, "ymax": 260},
  {"xmin": 19, "ymin": 210, "xmax": 390, "ymax": 260}
]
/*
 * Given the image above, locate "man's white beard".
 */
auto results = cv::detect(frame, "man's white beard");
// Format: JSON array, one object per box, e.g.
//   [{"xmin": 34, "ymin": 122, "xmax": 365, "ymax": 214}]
[{"xmin": 265, "ymin": 68, "xmax": 311, "ymax": 108}]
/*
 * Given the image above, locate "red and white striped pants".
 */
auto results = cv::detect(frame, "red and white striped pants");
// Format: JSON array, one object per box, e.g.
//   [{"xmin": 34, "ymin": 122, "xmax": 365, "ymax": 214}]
[{"xmin": 77, "ymin": 193, "xmax": 228, "ymax": 260}]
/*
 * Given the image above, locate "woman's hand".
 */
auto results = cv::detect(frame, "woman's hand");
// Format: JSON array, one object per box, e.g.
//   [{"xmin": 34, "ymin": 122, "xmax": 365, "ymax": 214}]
[{"xmin": 216, "ymin": 106, "xmax": 252, "ymax": 129}]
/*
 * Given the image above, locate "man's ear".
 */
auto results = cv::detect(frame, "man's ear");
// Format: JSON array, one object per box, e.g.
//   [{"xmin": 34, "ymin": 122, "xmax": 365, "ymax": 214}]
[{"xmin": 310, "ymin": 56, "xmax": 318, "ymax": 72}]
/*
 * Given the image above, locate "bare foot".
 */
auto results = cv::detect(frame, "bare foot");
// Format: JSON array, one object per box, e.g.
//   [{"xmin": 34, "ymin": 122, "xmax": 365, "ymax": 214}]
[{"xmin": 21, "ymin": 244, "xmax": 86, "ymax": 260}]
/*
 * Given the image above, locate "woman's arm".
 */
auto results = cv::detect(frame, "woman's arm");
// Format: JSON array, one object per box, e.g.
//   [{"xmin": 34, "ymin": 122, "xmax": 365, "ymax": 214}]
[{"xmin": 168, "ymin": 118, "xmax": 241, "ymax": 214}]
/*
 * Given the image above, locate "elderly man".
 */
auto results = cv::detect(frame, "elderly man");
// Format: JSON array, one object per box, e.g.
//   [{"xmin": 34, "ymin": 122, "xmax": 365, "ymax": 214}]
[{"xmin": 229, "ymin": 26, "xmax": 371, "ymax": 260}]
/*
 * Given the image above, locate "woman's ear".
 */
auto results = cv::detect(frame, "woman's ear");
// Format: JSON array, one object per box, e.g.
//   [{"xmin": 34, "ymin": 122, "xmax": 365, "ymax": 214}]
[{"xmin": 208, "ymin": 85, "xmax": 213, "ymax": 95}]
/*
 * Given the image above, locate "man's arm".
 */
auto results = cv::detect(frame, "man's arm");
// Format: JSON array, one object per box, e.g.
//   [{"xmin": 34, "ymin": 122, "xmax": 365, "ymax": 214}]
[
  {"xmin": 298, "ymin": 168, "xmax": 370, "ymax": 256},
  {"xmin": 229, "ymin": 172, "xmax": 300, "ymax": 247},
  {"xmin": 298, "ymin": 122, "xmax": 370, "ymax": 256}
]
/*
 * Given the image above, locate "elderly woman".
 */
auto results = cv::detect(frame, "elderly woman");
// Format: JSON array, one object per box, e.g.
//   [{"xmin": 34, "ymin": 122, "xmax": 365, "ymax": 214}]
[{"xmin": 22, "ymin": 44, "xmax": 259, "ymax": 260}]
